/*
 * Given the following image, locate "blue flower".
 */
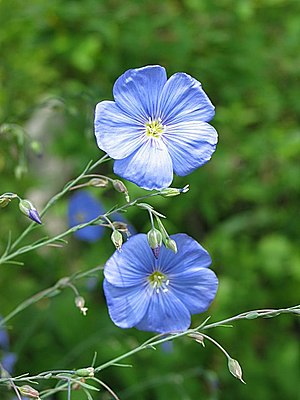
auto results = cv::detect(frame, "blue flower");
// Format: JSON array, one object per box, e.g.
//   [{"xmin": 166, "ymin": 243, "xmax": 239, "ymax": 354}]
[
  {"xmin": 68, "ymin": 191, "xmax": 105, "ymax": 242},
  {"xmin": 94, "ymin": 65, "xmax": 218, "ymax": 190},
  {"xmin": 103, "ymin": 233, "xmax": 218, "ymax": 333},
  {"xmin": 0, "ymin": 318, "xmax": 17, "ymax": 374}
]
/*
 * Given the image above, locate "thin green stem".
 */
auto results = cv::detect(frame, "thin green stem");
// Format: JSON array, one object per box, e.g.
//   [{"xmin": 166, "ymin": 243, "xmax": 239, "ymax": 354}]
[
  {"xmin": 201, "ymin": 305, "xmax": 300, "ymax": 331},
  {"xmin": 0, "ymin": 265, "xmax": 103, "ymax": 328},
  {"xmin": 0, "ymin": 190, "xmax": 164, "ymax": 266},
  {"xmin": 0, "ymin": 304, "xmax": 298, "ymax": 397},
  {"xmin": 200, "ymin": 333, "xmax": 231, "ymax": 359},
  {"xmin": 8, "ymin": 155, "xmax": 109, "ymax": 252}
]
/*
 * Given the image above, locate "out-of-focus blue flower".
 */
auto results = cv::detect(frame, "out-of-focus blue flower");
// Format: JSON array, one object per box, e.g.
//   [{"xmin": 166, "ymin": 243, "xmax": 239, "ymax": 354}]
[
  {"xmin": 1, "ymin": 352, "xmax": 17, "ymax": 374},
  {"xmin": 0, "ymin": 318, "xmax": 17, "ymax": 375},
  {"xmin": 103, "ymin": 233, "xmax": 218, "ymax": 333},
  {"xmin": 94, "ymin": 65, "xmax": 218, "ymax": 190},
  {"xmin": 68, "ymin": 190, "xmax": 105, "ymax": 242}
]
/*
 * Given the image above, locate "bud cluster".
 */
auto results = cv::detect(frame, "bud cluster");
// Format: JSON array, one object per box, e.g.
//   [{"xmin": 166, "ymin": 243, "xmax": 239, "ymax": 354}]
[
  {"xmin": 0, "ymin": 192, "xmax": 42, "ymax": 225},
  {"xmin": 146, "ymin": 212, "xmax": 178, "ymax": 258}
]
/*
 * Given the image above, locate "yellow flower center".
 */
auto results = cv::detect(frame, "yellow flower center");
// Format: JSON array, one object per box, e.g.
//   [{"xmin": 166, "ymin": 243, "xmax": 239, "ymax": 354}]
[
  {"xmin": 148, "ymin": 270, "xmax": 169, "ymax": 293},
  {"xmin": 145, "ymin": 118, "xmax": 164, "ymax": 138}
]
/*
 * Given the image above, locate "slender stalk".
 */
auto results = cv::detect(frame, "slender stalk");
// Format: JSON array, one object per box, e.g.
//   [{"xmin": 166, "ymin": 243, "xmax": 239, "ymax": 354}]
[
  {"xmin": 200, "ymin": 333, "xmax": 231, "ymax": 359},
  {"xmin": 0, "ymin": 190, "xmax": 164, "ymax": 266},
  {"xmin": 0, "ymin": 265, "xmax": 103, "ymax": 328},
  {"xmin": 9, "ymin": 155, "xmax": 110, "ymax": 252}
]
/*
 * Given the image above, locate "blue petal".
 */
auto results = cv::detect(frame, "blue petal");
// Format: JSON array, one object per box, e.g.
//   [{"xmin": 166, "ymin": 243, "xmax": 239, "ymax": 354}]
[
  {"xmin": 171, "ymin": 268, "xmax": 218, "ymax": 314},
  {"xmin": 1, "ymin": 352, "xmax": 17, "ymax": 374},
  {"xmin": 113, "ymin": 138, "xmax": 173, "ymax": 190},
  {"xmin": 163, "ymin": 121, "xmax": 218, "ymax": 176},
  {"xmin": 103, "ymin": 280, "xmax": 149, "ymax": 328},
  {"xmin": 68, "ymin": 191, "xmax": 104, "ymax": 242},
  {"xmin": 113, "ymin": 65, "xmax": 167, "ymax": 121},
  {"xmin": 135, "ymin": 290, "xmax": 191, "ymax": 333},
  {"xmin": 104, "ymin": 234, "xmax": 154, "ymax": 287},
  {"xmin": 0, "ymin": 323, "xmax": 9, "ymax": 350},
  {"xmin": 94, "ymin": 101, "xmax": 146, "ymax": 159},
  {"xmin": 158, "ymin": 234, "xmax": 212, "ymax": 276},
  {"xmin": 156, "ymin": 234, "xmax": 218, "ymax": 315},
  {"xmin": 158, "ymin": 72, "xmax": 215, "ymax": 124}
]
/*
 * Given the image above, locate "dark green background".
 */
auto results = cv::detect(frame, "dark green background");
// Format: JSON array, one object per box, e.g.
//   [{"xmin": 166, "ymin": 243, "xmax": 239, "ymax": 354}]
[{"xmin": 0, "ymin": 0, "xmax": 299, "ymax": 399}]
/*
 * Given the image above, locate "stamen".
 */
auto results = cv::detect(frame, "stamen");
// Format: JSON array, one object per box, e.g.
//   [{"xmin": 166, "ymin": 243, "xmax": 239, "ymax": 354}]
[
  {"xmin": 145, "ymin": 118, "xmax": 164, "ymax": 138},
  {"xmin": 148, "ymin": 270, "xmax": 170, "ymax": 294}
]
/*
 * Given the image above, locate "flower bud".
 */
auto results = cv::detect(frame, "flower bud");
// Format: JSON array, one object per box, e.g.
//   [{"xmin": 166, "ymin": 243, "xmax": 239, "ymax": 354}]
[
  {"xmin": 245, "ymin": 311, "xmax": 259, "ymax": 319},
  {"xmin": 18, "ymin": 385, "xmax": 40, "ymax": 398},
  {"xmin": 188, "ymin": 332, "xmax": 205, "ymax": 347},
  {"xmin": 112, "ymin": 180, "xmax": 130, "ymax": 202},
  {"xmin": 75, "ymin": 296, "xmax": 88, "ymax": 316},
  {"xmin": 165, "ymin": 237, "xmax": 177, "ymax": 253},
  {"xmin": 147, "ymin": 228, "xmax": 162, "ymax": 259},
  {"xmin": 227, "ymin": 357, "xmax": 246, "ymax": 384},
  {"xmin": 159, "ymin": 185, "xmax": 189, "ymax": 197},
  {"xmin": 88, "ymin": 177, "xmax": 109, "ymax": 188},
  {"xmin": 0, "ymin": 197, "xmax": 11, "ymax": 208},
  {"xmin": 112, "ymin": 179, "xmax": 127, "ymax": 193},
  {"xmin": 155, "ymin": 218, "xmax": 168, "ymax": 243},
  {"xmin": 111, "ymin": 229, "xmax": 123, "ymax": 251},
  {"xmin": 75, "ymin": 367, "xmax": 95, "ymax": 377},
  {"xmin": 18, "ymin": 199, "xmax": 42, "ymax": 224}
]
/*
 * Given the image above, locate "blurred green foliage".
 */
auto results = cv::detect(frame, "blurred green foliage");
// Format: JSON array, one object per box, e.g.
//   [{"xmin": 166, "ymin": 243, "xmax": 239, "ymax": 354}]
[{"xmin": 0, "ymin": 0, "xmax": 299, "ymax": 399}]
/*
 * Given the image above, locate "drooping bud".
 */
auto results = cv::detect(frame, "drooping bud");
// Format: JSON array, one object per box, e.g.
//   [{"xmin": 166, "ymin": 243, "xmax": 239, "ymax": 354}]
[
  {"xmin": 18, "ymin": 199, "xmax": 42, "ymax": 224},
  {"xmin": 0, "ymin": 196, "xmax": 12, "ymax": 208},
  {"xmin": 75, "ymin": 367, "xmax": 95, "ymax": 377},
  {"xmin": 155, "ymin": 217, "xmax": 168, "ymax": 244},
  {"xmin": 227, "ymin": 358, "xmax": 246, "ymax": 384},
  {"xmin": 165, "ymin": 237, "xmax": 177, "ymax": 253},
  {"xmin": 18, "ymin": 385, "xmax": 40, "ymax": 399},
  {"xmin": 112, "ymin": 179, "xmax": 127, "ymax": 193},
  {"xmin": 75, "ymin": 296, "xmax": 88, "ymax": 316},
  {"xmin": 88, "ymin": 177, "xmax": 109, "ymax": 188},
  {"xmin": 147, "ymin": 228, "xmax": 162, "ymax": 259},
  {"xmin": 159, "ymin": 184, "xmax": 190, "ymax": 197},
  {"xmin": 111, "ymin": 229, "xmax": 123, "ymax": 251},
  {"xmin": 188, "ymin": 332, "xmax": 205, "ymax": 347},
  {"xmin": 112, "ymin": 180, "xmax": 130, "ymax": 202}
]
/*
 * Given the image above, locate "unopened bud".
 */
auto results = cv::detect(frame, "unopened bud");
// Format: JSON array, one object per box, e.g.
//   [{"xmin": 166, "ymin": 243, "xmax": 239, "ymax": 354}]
[
  {"xmin": 165, "ymin": 237, "xmax": 177, "ymax": 253},
  {"xmin": 75, "ymin": 367, "xmax": 95, "ymax": 377},
  {"xmin": 75, "ymin": 296, "xmax": 88, "ymax": 316},
  {"xmin": 188, "ymin": 333, "xmax": 205, "ymax": 347},
  {"xmin": 18, "ymin": 385, "xmax": 40, "ymax": 398},
  {"xmin": 111, "ymin": 229, "xmax": 123, "ymax": 251},
  {"xmin": 112, "ymin": 180, "xmax": 130, "ymax": 202},
  {"xmin": 159, "ymin": 185, "xmax": 189, "ymax": 197},
  {"xmin": 0, "ymin": 197, "xmax": 11, "ymax": 208},
  {"xmin": 245, "ymin": 311, "xmax": 259, "ymax": 319},
  {"xmin": 88, "ymin": 177, "xmax": 109, "ymax": 188},
  {"xmin": 228, "ymin": 358, "xmax": 246, "ymax": 384},
  {"xmin": 113, "ymin": 179, "xmax": 127, "ymax": 193},
  {"xmin": 147, "ymin": 228, "xmax": 162, "ymax": 259},
  {"xmin": 19, "ymin": 199, "xmax": 42, "ymax": 224},
  {"xmin": 156, "ymin": 218, "xmax": 168, "ymax": 243}
]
